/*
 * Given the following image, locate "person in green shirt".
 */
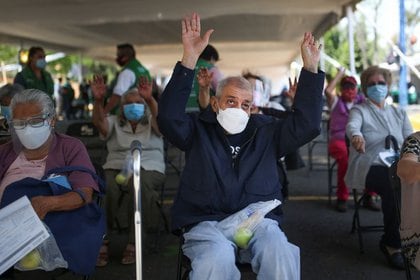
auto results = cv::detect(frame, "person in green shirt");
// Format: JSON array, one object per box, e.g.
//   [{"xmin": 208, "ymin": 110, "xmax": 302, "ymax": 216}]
[
  {"xmin": 104, "ymin": 43, "xmax": 151, "ymax": 115},
  {"xmin": 14, "ymin": 46, "xmax": 54, "ymax": 98},
  {"xmin": 189, "ymin": 44, "xmax": 223, "ymax": 111}
]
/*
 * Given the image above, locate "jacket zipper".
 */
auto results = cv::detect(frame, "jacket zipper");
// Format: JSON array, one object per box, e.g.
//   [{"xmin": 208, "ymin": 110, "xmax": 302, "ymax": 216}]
[{"xmin": 231, "ymin": 128, "xmax": 258, "ymax": 169}]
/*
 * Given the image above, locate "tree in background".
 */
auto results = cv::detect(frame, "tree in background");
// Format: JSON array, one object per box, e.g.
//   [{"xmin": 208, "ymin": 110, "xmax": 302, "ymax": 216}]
[{"xmin": 323, "ymin": 0, "xmax": 419, "ymax": 77}]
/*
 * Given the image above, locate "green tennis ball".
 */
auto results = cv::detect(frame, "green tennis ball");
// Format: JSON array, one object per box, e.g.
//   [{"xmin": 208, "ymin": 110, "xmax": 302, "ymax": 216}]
[
  {"xmin": 233, "ymin": 228, "xmax": 253, "ymax": 249},
  {"xmin": 115, "ymin": 173, "xmax": 127, "ymax": 185},
  {"xmin": 19, "ymin": 250, "xmax": 41, "ymax": 269}
]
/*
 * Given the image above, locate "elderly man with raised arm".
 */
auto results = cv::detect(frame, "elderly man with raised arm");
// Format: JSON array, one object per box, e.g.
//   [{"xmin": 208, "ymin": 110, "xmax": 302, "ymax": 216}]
[{"xmin": 158, "ymin": 13, "xmax": 324, "ymax": 280}]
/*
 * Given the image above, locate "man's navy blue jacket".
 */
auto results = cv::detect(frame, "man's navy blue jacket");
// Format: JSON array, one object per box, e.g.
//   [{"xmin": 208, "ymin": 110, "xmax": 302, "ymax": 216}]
[{"xmin": 158, "ymin": 62, "xmax": 324, "ymax": 232}]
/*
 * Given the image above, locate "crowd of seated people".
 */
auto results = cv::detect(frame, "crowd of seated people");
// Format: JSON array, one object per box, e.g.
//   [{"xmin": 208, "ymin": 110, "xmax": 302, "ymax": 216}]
[
  {"xmin": 324, "ymin": 68, "xmax": 381, "ymax": 212},
  {"xmin": 345, "ymin": 65, "xmax": 413, "ymax": 269},
  {"xmin": 2, "ymin": 11, "xmax": 420, "ymax": 280}
]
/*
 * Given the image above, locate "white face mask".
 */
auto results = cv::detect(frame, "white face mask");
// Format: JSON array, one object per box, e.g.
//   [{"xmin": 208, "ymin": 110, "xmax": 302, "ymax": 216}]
[
  {"xmin": 15, "ymin": 123, "xmax": 51, "ymax": 150},
  {"xmin": 216, "ymin": 108, "xmax": 249, "ymax": 134}
]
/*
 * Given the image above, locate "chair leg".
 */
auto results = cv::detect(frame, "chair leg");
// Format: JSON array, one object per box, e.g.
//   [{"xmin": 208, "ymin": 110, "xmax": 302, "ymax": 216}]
[
  {"xmin": 307, "ymin": 142, "xmax": 314, "ymax": 171},
  {"xmin": 327, "ymin": 159, "xmax": 336, "ymax": 205},
  {"xmin": 402, "ymin": 251, "xmax": 412, "ymax": 280},
  {"xmin": 176, "ymin": 237, "xmax": 184, "ymax": 280},
  {"xmin": 351, "ymin": 189, "xmax": 365, "ymax": 253}
]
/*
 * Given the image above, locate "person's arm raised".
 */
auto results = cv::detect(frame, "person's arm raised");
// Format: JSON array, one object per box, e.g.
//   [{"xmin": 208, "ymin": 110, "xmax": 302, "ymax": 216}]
[
  {"xmin": 300, "ymin": 32, "xmax": 321, "ymax": 74},
  {"xmin": 324, "ymin": 67, "xmax": 345, "ymax": 108},
  {"xmin": 90, "ymin": 75, "xmax": 109, "ymax": 137},
  {"xmin": 197, "ymin": 67, "xmax": 212, "ymax": 109},
  {"xmin": 181, "ymin": 13, "xmax": 214, "ymax": 69},
  {"xmin": 137, "ymin": 77, "xmax": 161, "ymax": 135}
]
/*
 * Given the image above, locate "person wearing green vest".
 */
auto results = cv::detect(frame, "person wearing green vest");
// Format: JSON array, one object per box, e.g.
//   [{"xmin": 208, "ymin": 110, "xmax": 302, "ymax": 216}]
[
  {"xmin": 189, "ymin": 44, "xmax": 223, "ymax": 111},
  {"xmin": 104, "ymin": 43, "xmax": 151, "ymax": 115},
  {"xmin": 14, "ymin": 46, "xmax": 54, "ymax": 99}
]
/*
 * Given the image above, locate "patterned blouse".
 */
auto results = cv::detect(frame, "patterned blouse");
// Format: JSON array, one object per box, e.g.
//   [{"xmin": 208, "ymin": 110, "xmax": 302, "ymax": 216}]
[{"xmin": 401, "ymin": 133, "xmax": 420, "ymax": 157}]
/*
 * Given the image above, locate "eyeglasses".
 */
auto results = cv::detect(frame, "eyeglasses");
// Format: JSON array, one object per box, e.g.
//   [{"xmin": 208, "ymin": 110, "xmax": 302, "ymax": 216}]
[
  {"xmin": 367, "ymin": 81, "xmax": 386, "ymax": 87},
  {"xmin": 10, "ymin": 114, "xmax": 50, "ymax": 130}
]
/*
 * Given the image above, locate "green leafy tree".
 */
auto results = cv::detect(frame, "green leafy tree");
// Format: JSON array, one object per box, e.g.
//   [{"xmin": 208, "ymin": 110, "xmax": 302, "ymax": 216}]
[
  {"xmin": 323, "ymin": 10, "xmax": 388, "ymax": 77},
  {"xmin": 0, "ymin": 44, "xmax": 19, "ymax": 64}
]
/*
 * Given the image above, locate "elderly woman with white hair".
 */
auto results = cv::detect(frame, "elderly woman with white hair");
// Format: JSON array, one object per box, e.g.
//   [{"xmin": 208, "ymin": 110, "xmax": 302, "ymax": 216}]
[
  {"xmin": 91, "ymin": 76, "xmax": 165, "ymax": 266},
  {"xmin": 0, "ymin": 88, "xmax": 99, "ymax": 215},
  {"xmin": 0, "ymin": 88, "xmax": 102, "ymax": 278}
]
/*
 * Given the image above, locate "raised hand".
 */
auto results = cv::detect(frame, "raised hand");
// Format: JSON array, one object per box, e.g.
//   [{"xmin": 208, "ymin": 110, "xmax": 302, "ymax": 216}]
[
  {"xmin": 137, "ymin": 76, "xmax": 153, "ymax": 102},
  {"xmin": 181, "ymin": 12, "xmax": 214, "ymax": 69},
  {"xmin": 197, "ymin": 67, "xmax": 213, "ymax": 89},
  {"xmin": 301, "ymin": 32, "xmax": 321, "ymax": 73},
  {"xmin": 285, "ymin": 77, "xmax": 298, "ymax": 101},
  {"xmin": 90, "ymin": 75, "xmax": 107, "ymax": 101}
]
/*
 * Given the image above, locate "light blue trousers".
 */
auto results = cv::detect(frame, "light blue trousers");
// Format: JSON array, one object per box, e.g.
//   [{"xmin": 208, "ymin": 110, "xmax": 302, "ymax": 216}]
[{"xmin": 183, "ymin": 219, "xmax": 300, "ymax": 280}]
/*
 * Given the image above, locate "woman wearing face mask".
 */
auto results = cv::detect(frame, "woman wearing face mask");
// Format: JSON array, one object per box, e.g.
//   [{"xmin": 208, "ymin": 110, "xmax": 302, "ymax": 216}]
[
  {"xmin": 0, "ymin": 89, "xmax": 100, "ymax": 278},
  {"xmin": 91, "ymin": 75, "xmax": 165, "ymax": 266},
  {"xmin": 324, "ymin": 69, "xmax": 381, "ymax": 213},
  {"xmin": 14, "ymin": 46, "xmax": 54, "ymax": 98},
  {"xmin": 345, "ymin": 66, "xmax": 413, "ymax": 269},
  {"xmin": 0, "ymin": 88, "xmax": 98, "ymax": 209}
]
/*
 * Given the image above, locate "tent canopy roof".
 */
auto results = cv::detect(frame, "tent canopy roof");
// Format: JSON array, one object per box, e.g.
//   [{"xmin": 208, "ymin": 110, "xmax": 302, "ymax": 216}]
[{"xmin": 0, "ymin": 0, "xmax": 360, "ymax": 78}]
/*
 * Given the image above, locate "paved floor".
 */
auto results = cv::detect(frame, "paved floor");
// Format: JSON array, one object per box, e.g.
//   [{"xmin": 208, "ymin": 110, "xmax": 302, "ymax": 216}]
[{"xmin": 89, "ymin": 139, "xmax": 420, "ymax": 280}]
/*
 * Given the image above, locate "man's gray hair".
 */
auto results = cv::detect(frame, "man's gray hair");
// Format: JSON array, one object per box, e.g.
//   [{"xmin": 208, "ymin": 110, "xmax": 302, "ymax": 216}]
[
  {"xmin": 215, "ymin": 76, "xmax": 252, "ymax": 97},
  {"xmin": 10, "ymin": 89, "xmax": 55, "ymax": 118},
  {"xmin": 0, "ymin": 83, "xmax": 24, "ymax": 101}
]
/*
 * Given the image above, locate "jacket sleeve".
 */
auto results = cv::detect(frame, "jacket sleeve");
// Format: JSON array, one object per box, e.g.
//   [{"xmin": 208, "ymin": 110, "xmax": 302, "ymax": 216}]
[
  {"xmin": 157, "ymin": 62, "xmax": 196, "ymax": 150},
  {"xmin": 274, "ymin": 68, "xmax": 324, "ymax": 156}
]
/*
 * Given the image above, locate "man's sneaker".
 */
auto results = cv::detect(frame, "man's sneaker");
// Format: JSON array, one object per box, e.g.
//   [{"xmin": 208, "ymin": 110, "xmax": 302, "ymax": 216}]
[
  {"xmin": 363, "ymin": 195, "xmax": 381, "ymax": 211},
  {"xmin": 336, "ymin": 200, "xmax": 347, "ymax": 212}
]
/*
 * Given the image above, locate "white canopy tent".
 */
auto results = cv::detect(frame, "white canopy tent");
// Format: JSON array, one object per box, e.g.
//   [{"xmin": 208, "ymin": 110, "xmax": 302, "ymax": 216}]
[{"xmin": 0, "ymin": 0, "xmax": 361, "ymax": 83}]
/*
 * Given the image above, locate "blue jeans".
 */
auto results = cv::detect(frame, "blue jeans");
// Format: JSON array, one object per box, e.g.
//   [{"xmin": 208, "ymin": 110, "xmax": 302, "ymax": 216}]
[{"xmin": 183, "ymin": 219, "xmax": 300, "ymax": 280}]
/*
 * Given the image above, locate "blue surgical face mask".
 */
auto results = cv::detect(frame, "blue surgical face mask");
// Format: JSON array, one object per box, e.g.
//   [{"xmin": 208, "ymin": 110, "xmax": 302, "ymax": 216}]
[
  {"xmin": 123, "ymin": 103, "xmax": 145, "ymax": 121},
  {"xmin": 35, "ymin": 58, "xmax": 47, "ymax": 69},
  {"xmin": 1, "ymin": 105, "xmax": 11, "ymax": 120},
  {"xmin": 366, "ymin": 84, "xmax": 388, "ymax": 104}
]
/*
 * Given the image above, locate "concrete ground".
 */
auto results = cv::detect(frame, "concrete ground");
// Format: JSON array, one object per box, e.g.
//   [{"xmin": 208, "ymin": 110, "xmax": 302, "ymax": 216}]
[{"xmin": 90, "ymin": 139, "xmax": 420, "ymax": 280}]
